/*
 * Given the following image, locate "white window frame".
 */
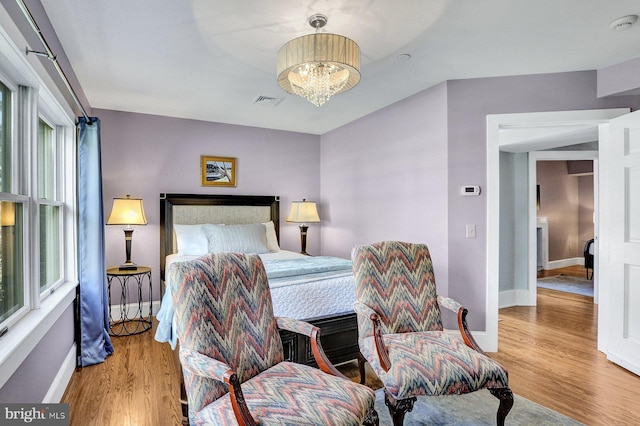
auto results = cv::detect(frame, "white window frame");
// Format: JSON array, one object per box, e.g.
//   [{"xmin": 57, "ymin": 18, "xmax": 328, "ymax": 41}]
[
  {"xmin": 36, "ymin": 115, "xmax": 65, "ymax": 298},
  {"xmin": 0, "ymin": 10, "xmax": 78, "ymax": 391}
]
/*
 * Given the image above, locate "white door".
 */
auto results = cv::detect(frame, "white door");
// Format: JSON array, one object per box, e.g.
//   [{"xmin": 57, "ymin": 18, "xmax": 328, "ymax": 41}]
[{"xmin": 600, "ymin": 110, "xmax": 640, "ymax": 375}]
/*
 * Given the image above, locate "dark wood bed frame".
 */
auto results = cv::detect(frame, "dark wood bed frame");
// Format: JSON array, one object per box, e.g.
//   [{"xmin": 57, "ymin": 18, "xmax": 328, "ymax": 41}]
[{"xmin": 159, "ymin": 193, "xmax": 359, "ymax": 423}]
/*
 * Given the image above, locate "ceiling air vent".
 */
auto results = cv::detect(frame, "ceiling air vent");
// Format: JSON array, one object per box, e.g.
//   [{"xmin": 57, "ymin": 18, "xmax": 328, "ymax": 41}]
[{"xmin": 252, "ymin": 95, "xmax": 283, "ymax": 106}]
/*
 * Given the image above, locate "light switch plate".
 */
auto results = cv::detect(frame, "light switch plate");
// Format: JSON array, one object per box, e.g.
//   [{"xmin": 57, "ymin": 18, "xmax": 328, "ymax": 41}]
[{"xmin": 466, "ymin": 224, "xmax": 476, "ymax": 238}]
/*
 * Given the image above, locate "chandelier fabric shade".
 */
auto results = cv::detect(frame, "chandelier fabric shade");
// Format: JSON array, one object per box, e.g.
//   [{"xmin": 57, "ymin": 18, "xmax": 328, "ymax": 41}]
[{"xmin": 277, "ymin": 21, "xmax": 360, "ymax": 107}]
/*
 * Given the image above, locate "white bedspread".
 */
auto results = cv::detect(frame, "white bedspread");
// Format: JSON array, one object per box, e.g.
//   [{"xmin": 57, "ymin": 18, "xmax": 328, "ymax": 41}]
[{"xmin": 154, "ymin": 250, "xmax": 355, "ymax": 349}]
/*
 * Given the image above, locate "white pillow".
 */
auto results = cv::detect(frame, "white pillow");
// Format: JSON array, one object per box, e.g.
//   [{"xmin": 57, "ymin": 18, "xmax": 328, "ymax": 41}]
[
  {"xmin": 173, "ymin": 224, "xmax": 208, "ymax": 255},
  {"xmin": 203, "ymin": 223, "xmax": 270, "ymax": 254},
  {"xmin": 263, "ymin": 221, "xmax": 280, "ymax": 252}
]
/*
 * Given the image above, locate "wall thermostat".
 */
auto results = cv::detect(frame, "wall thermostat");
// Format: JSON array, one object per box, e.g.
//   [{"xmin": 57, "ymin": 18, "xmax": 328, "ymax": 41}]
[{"xmin": 461, "ymin": 185, "xmax": 481, "ymax": 196}]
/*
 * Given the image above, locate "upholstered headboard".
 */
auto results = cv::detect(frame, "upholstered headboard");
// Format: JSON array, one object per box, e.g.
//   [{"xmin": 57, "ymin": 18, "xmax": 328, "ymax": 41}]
[{"xmin": 159, "ymin": 193, "xmax": 279, "ymax": 281}]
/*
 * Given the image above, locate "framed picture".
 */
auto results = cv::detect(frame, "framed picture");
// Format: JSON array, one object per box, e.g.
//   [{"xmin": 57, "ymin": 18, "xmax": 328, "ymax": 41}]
[{"xmin": 200, "ymin": 155, "xmax": 236, "ymax": 187}]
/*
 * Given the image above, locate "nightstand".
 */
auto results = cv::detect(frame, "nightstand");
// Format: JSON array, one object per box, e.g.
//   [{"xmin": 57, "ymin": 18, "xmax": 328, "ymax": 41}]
[{"xmin": 107, "ymin": 266, "xmax": 152, "ymax": 336}]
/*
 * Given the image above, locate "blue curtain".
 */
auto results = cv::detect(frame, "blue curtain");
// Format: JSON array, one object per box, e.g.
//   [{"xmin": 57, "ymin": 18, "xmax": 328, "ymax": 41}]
[{"xmin": 77, "ymin": 117, "xmax": 113, "ymax": 366}]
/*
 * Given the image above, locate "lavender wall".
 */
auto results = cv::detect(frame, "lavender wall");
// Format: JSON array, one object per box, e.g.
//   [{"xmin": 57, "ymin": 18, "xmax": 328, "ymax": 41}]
[
  {"xmin": 0, "ymin": 306, "xmax": 74, "ymax": 402},
  {"xmin": 598, "ymin": 56, "xmax": 640, "ymax": 97},
  {"xmin": 320, "ymin": 83, "xmax": 450, "ymax": 293},
  {"xmin": 97, "ymin": 109, "xmax": 321, "ymax": 301}
]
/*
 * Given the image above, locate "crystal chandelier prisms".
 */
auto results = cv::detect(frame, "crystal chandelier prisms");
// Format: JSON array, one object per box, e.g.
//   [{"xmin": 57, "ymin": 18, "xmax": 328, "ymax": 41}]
[{"xmin": 277, "ymin": 14, "xmax": 360, "ymax": 106}]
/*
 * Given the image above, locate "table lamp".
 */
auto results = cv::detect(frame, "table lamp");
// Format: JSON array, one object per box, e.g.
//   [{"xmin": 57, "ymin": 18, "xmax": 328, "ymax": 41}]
[
  {"xmin": 286, "ymin": 199, "xmax": 320, "ymax": 255},
  {"xmin": 107, "ymin": 195, "xmax": 147, "ymax": 270}
]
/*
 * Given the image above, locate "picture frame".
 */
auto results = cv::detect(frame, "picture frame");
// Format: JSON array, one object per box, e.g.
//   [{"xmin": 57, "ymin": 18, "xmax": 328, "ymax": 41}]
[{"xmin": 200, "ymin": 155, "xmax": 236, "ymax": 187}]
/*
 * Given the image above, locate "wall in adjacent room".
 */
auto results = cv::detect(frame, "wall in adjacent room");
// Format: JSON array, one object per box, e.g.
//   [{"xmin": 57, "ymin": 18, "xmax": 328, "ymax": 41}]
[
  {"xmin": 577, "ymin": 174, "xmax": 595, "ymax": 247},
  {"xmin": 536, "ymin": 160, "xmax": 595, "ymax": 263},
  {"xmin": 537, "ymin": 160, "xmax": 580, "ymax": 261}
]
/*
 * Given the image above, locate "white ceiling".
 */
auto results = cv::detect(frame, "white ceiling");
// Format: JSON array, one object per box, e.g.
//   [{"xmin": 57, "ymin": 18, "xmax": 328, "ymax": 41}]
[{"xmin": 42, "ymin": 0, "xmax": 640, "ymax": 135}]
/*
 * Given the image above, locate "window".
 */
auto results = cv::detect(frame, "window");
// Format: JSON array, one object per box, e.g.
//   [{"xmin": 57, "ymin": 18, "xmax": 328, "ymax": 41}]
[
  {"xmin": 0, "ymin": 81, "xmax": 25, "ymax": 325},
  {"xmin": 38, "ymin": 118, "xmax": 62, "ymax": 293},
  {"xmin": 0, "ymin": 15, "xmax": 77, "ymax": 392},
  {"xmin": 0, "ymin": 78, "xmax": 74, "ymax": 330},
  {"xmin": 1, "ymin": 81, "xmax": 11, "ymax": 192}
]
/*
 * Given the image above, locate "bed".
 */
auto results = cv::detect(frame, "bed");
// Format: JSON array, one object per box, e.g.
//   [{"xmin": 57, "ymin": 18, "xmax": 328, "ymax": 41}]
[{"xmin": 154, "ymin": 193, "xmax": 359, "ymax": 423}]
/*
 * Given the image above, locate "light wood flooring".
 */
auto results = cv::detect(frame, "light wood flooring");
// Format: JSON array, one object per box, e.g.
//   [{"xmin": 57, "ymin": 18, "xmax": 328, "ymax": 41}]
[{"xmin": 61, "ymin": 266, "xmax": 640, "ymax": 425}]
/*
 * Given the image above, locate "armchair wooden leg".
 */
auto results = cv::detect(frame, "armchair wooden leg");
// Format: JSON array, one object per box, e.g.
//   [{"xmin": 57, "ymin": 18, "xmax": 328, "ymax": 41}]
[
  {"xmin": 489, "ymin": 387, "xmax": 514, "ymax": 426},
  {"xmin": 357, "ymin": 352, "xmax": 367, "ymax": 385},
  {"xmin": 174, "ymin": 348, "xmax": 189, "ymax": 425},
  {"xmin": 384, "ymin": 389, "xmax": 416, "ymax": 426}
]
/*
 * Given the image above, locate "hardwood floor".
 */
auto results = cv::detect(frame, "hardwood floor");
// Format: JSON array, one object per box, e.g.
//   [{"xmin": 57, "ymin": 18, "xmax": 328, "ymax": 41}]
[
  {"xmin": 492, "ymin": 266, "xmax": 640, "ymax": 425},
  {"xmin": 61, "ymin": 266, "xmax": 640, "ymax": 425}
]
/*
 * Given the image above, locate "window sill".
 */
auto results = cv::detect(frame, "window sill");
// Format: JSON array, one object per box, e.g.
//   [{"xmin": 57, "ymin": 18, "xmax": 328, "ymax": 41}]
[{"xmin": 0, "ymin": 280, "xmax": 77, "ymax": 389}]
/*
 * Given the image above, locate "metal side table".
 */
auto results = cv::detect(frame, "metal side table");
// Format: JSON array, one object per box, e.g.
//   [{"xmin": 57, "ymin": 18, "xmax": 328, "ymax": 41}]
[{"xmin": 107, "ymin": 266, "xmax": 152, "ymax": 336}]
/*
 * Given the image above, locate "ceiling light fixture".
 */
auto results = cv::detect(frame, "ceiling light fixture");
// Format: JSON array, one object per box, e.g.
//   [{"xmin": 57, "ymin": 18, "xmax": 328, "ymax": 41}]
[{"xmin": 277, "ymin": 14, "xmax": 361, "ymax": 107}]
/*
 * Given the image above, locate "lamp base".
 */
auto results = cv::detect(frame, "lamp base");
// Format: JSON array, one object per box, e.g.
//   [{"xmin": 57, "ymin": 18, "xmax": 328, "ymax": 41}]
[
  {"xmin": 119, "ymin": 262, "xmax": 138, "ymax": 271},
  {"xmin": 298, "ymin": 224, "xmax": 310, "ymax": 256}
]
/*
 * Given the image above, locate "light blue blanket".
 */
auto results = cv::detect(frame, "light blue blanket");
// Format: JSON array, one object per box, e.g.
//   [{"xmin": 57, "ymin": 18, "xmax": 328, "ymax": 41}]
[
  {"xmin": 262, "ymin": 256, "xmax": 351, "ymax": 280},
  {"xmin": 154, "ymin": 256, "xmax": 352, "ymax": 349}
]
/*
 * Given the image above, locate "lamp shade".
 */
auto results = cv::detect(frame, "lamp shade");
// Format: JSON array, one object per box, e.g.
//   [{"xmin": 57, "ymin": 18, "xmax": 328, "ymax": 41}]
[
  {"xmin": 286, "ymin": 199, "xmax": 320, "ymax": 224},
  {"xmin": 106, "ymin": 195, "xmax": 147, "ymax": 226}
]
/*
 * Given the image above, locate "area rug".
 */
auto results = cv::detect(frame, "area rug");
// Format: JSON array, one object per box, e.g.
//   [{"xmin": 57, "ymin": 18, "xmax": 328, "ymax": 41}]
[
  {"xmin": 537, "ymin": 274, "xmax": 593, "ymax": 297},
  {"xmin": 374, "ymin": 389, "xmax": 583, "ymax": 425}
]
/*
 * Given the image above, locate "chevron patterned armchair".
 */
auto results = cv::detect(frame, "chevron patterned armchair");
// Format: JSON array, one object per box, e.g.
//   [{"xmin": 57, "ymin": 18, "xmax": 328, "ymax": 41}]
[
  {"xmin": 169, "ymin": 251, "xmax": 379, "ymax": 425},
  {"xmin": 352, "ymin": 241, "xmax": 513, "ymax": 426}
]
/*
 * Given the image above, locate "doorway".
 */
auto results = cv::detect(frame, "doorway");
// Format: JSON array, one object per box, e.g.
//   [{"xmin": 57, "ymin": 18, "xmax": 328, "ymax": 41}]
[
  {"xmin": 532, "ymin": 156, "xmax": 597, "ymax": 302},
  {"xmin": 485, "ymin": 108, "xmax": 629, "ymax": 351}
]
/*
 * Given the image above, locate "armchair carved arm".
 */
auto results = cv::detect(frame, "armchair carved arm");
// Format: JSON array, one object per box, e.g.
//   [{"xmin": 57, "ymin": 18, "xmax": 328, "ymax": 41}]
[
  {"xmin": 437, "ymin": 295, "xmax": 483, "ymax": 353},
  {"xmin": 353, "ymin": 301, "xmax": 392, "ymax": 372},
  {"xmin": 276, "ymin": 317, "xmax": 347, "ymax": 379},
  {"xmin": 179, "ymin": 347, "xmax": 257, "ymax": 426}
]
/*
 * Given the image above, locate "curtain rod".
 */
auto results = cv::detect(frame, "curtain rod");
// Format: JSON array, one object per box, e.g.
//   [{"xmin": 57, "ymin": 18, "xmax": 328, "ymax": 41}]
[{"xmin": 16, "ymin": 0, "xmax": 91, "ymax": 123}]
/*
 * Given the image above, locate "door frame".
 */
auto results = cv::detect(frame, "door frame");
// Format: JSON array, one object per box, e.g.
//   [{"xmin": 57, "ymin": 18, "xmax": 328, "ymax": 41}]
[{"xmin": 486, "ymin": 108, "xmax": 629, "ymax": 351}]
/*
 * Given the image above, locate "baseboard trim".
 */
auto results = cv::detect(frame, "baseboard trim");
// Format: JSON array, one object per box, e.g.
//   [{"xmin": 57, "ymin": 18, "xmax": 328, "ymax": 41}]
[
  {"xmin": 548, "ymin": 257, "xmax": 584, "ymax": 270},
  {"xmin": 43, "ymin": 343, "xmax": 76, "ymax": 403},
  {"xmin": 499, "ymin": 289, "xmax": 535, "ymax": 308},
  {"xmin": 607, "ymin": 351, "xmax": 640, "ymax": 377},
  {"xmin": 109, "ymin": 300, "xmax": 162, "ymax": 323},
  {"xmin": 499, "ymin": 290, "xmax": 517, "ymax": 308},
  {"xmin": 471, "ymin": 331, "xmax": 492, "ymax": 352}
]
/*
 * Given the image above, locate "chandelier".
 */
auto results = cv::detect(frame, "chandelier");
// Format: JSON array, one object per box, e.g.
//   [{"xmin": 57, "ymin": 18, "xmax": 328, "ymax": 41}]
[{"xmin": 277, "ymin": 14, "xmax": 361, "ymax": 106}]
